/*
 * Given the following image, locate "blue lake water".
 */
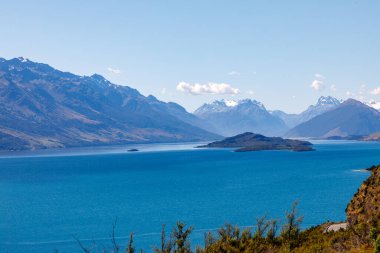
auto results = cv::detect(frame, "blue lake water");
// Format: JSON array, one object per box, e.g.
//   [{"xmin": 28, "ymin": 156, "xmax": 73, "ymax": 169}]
[{"xmin": 0, "ymin": 141, "xmax": 379, "ymax": 252}]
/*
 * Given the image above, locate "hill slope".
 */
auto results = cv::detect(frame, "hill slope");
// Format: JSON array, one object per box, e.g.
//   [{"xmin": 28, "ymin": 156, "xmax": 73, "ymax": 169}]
[
  {"xmin": 0, "ymin": 57, "xmax": 219, "ymax": 150},
  {"xmin": 346, "ymin": 165, "xmax": 380, "ymax": 227}
]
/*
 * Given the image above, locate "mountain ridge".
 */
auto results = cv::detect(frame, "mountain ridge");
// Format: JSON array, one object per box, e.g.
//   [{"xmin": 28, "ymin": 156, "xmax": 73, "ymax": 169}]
[
  {"xmin": 194, "ymin": 99, "xmax": 288, "ymax": 137},
  {"xmin": 0, "ymin": 57, "xmax": 219, "ymax": 150},
  {"xmin": 2, "ymin": 57, "xmax": 380, "ymax": 150},
  {"xmin": 286, "ymin": 99, "xmax": 380, "ymax": 138},
  {"xmin": 271, "ymin": 96, "xmax": 341, "ymax": 128}
]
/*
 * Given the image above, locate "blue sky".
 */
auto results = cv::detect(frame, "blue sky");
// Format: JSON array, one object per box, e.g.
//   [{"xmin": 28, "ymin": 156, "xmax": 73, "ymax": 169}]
[{"xmin": 1, "ymin": 1, "xmax": 380, "ymax": 113}]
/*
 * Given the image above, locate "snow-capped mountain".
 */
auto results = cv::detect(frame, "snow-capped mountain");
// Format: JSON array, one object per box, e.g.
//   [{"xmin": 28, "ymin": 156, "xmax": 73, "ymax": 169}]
[
  {"xmin": 286, "ymin": 99, "xmax": 380, "ymax": 138},
  {"xmin": 366, "ymin": 101, "xmax": 380, "ymax": 110},
  {"xmin": 272, "ymin": 96, "xmax": 341, "ymax": 128},
  {"xmin": 194, "ymin": 99, "xmax": 287, "ymax": 137},
  {"xmin": 298, "ymin": 96, "xmax": 341, "ymax": 123},
  {"xmin": 194, "ymin": 99, "xmax": 265, "ymax": 115}
]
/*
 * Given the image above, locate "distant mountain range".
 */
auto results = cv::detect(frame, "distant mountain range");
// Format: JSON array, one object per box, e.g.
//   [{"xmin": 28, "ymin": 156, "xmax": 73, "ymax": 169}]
[
  {"xmin": 286, "ymin": 99, "xmax": 380, "ymax": 138},
  {"xmin": 0, "ymin": 57, "xmax": 219, "ymax": 150},
  {"xmin": 194, "ymin": 95, "xmax": 380, "ymax": 140},
  {"xmin": 194, "ymin": 96, "xmax": 344, "ymax": 137},
  {"xmin": 1, "ymin": 57, "xmax": 380, "ymax": 151},
  {"xmin": 271, "ymin": 96, "xmax": 342, "ymax": 128},
  {"xmin": 194, "ymin": 99, "xmax": 287, "ymax": 137}
]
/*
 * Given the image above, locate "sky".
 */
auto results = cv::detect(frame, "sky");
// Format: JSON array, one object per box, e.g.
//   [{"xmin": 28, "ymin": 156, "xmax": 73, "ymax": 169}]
[{"xmin": 1, "ymin": 1, "xmax": 380, "ymax": 113}]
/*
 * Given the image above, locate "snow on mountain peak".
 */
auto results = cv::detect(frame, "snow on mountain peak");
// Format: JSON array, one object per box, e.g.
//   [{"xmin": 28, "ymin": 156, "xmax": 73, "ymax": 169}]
[
  {"xmin": 17, "ymin": 57, "xmax": 29, "ymax": 63},
  {"xmin": 316, "ymin": 96, "xmax": 341, "ymax": 106},
  {"xmin": 194, "ymin": 98, "xmax": 266, "ymax": 115},
  {"xmin": 298, "ymin": 96, "xmax": 342, "ymax": 124},
  {"xmin": 366, "ymin": 100, "xmax": 380, "ymax": 110},
  {"xmin": 225, "ymin": 100, "xmax": 238, "ymax": 107},
  {"xmin": 220, "ymin": 98, "xmax": 265, "ymax": 109}
]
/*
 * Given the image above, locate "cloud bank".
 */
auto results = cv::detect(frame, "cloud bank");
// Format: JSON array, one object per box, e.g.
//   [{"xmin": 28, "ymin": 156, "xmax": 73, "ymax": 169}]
[
  {"xmin": 228, "ymin": 71, "xmax": 240, "ymax": 76},
  {"xmin": 107, "ymin": 67, "xmax": 121, "ymax": 74},
  {"xmin": 176, "ymin": 81, "xmax": 240, "ymax": 95},
  {"xmin": 370, "ymin": 87, "xmax": 380, "ymax": 95}
]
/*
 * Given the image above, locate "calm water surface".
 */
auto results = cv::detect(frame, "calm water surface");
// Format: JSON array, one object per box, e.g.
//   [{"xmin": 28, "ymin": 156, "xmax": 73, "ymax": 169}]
[{"xmin": 0, "ymin": 141, "xmax": 379, "ymax": 252}]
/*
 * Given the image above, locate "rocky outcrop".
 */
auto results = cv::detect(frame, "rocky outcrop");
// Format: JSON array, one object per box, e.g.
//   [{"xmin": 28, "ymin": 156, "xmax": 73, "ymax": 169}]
[{"xmin": 346, "ymin": 165, "xmax": 380, "ymax": 227}]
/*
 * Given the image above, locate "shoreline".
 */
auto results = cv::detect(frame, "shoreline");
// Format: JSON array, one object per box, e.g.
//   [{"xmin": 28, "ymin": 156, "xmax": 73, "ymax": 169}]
[{"xmin": 0, "ymin": 141, "xmax": 209, "ymax": 159}]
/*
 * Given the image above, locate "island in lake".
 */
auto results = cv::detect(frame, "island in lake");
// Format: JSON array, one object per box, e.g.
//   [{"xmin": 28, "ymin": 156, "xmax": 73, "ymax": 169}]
[
  {"xmin": 128, "ymin": 148, "xmax": 139, "ymax": 152},
  {"xmin": 199, "ymin": 132, "xmax": 314, "ymax": 152}
]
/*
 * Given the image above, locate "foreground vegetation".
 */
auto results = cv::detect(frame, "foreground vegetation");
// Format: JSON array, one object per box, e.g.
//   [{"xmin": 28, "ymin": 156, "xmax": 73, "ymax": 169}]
[{"xmin": 75, "ymin": 165, "xmax": 380, "ymax": 253}]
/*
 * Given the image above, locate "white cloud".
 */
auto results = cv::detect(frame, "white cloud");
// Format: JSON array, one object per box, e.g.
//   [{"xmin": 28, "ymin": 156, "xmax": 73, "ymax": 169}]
[
  {"xmin": 161, "ymin": 88, "xmax": 167, "ymax": 95},
  {"xmin": 370, "ymin": 87, "xmax": 380, "ymax": 95},
  {"xmin": 310, "ymin": 73, "xmax": 325, "ymax": 91},
  {"xmin": 330, "ymin": 84, "xmax": 337, "ymax": 92},
  {"xmin": 107, "ymin": 67, "xmax": 121, "ymax": 74},
  {"xmin": 176, "ymin": 81, "xmax": 240, "ymax": 95},
  {"xmin": 346, "ymin": 91, "xmax": 351, "ymax": 96},
  {"xmin": 247, "ymin": 90, "xmax": 255, "ymax": 95},
  {"xmin": 314, "ymin": 73, "xmax": 325, "ymax": 79},
  {"xmin": 228, "ymin": 71, "xmax": 240, "ymax": 76},
  {"xmin": 311, "ymin": 79, "xmax": 325, "ymax": 91}
]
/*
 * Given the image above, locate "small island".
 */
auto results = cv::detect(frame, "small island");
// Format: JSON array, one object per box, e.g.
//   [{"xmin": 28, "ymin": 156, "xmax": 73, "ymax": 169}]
[
  {"xmin": 198, "ymin": 132, "xmax": 314, "ymax": 152},
  {"xmin": 128, "ymin": 148, "xmax": 139, "ymax": 152}
]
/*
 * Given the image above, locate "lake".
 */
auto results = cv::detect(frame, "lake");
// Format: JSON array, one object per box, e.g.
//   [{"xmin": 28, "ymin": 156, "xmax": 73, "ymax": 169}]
[{"xmin": 0, "ymin": 141, "xmax": 379, "ymax": 252}]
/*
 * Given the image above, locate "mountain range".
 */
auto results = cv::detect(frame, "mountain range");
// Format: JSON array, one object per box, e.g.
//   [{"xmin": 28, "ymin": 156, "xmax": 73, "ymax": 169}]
[
  {"xmin": 1, "ymin": 57, "xmax": 380, "ymax": 151},
  {"xmin": 194, "ymin": 96, "xmax": 346, "ymax": 137},
  {"xmin": 194, "ymin": 99, "xmax": 287, "ymax": 136},
  {"xmin": 286, "ymin": 99, "xmax": 380, "ymax": 138},
  {"xmin": 0, "ymin": 57, "xmax": 219, "ymax": 150},
  {"xmin": 194, "ymin": 96, "xmax": 380, "ymax": 140},
  {"xmin": 271, "ymin": 96, "xmax": 342, "ymax": 128}
]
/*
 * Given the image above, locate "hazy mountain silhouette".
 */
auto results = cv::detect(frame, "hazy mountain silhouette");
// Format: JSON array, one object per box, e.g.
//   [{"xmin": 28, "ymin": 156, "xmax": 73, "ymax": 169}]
[
  {"xmin": 194, "ymin": 99, "xmax": 287, "ymax": 137},
  {"xmin": 286, "ymin": 99, "xmax": 380, "ymax": 138}
]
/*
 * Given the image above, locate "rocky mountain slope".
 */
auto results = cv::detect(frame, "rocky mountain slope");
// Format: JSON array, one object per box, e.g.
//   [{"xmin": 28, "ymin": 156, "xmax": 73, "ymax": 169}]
[{"xmin": 0, "ymin": 57, "xmax": 219, "ymax": 150}]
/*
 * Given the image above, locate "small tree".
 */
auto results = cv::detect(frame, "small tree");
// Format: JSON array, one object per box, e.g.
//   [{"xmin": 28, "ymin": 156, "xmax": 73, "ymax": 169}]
[
  {"xmin": 172, "ymin": 221, "xmax": 193, "ymax": 253},
  {"xmin": 253, "ymin": 215, "xmax": 269, "ymax": 240},
  {"xmin": 111, "ymin": 219, "xmax": 120, "ymax": 253},
  {"xmin": 280, "ymin": 201, "xmax": 303, "ymax": 250},
  {"xmin": 266, "ymin": 219, "xmax": 278, "ymax": 243},
  {"xmin": 203, "ymin": 231, "xmax": 215, "ymax": 248},
  {"xmin": 125, "ymin": 232, "xmax": 135, "ymax": 253},
  {"xmin": 154, "ymin": 224, "xmax": 173, "ymax": 253}
]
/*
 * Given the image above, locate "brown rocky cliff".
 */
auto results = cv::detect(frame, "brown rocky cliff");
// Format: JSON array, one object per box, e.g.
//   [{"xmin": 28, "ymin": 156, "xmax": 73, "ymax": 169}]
[{"xmin": 346, "ymin": 165, "xmax": 380, "ymax": 227}]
